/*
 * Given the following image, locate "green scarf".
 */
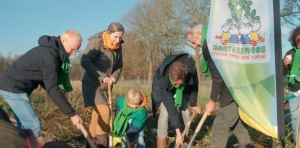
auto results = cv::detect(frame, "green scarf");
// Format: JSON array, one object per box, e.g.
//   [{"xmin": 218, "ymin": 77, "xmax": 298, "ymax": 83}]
[
  {"xmin": 58, "ymin": 42, "xmax": 73, "ymax": 92},
  {"xmin": 113, "ymin": 100, "xmax": 143, "ymax": 136},
  {"xmin": 288, "ymin": 47, "xmax": 300, "ymax": 85},
  {"xmin": 169, "ymin": 74, "xmax": 186, "ymax": 107},
  {"xmin": 200, "ymin": 26, "xmax": 211, "ymax": 77}
]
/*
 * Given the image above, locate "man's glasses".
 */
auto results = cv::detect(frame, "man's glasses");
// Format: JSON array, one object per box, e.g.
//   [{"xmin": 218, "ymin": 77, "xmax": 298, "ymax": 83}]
[{"xmin": 66, "ymin": 39, "xmax": 80, "ymax": 53}]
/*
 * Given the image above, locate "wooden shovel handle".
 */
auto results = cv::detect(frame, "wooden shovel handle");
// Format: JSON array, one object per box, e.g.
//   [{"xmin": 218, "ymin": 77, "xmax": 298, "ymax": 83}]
[
  {"xmin": 79, "ymin": 124, "xmax": 97, "ymax": 148},
  {"xmin": 175, "ymin": 111, "xmax": 197, "ymax": 148},
  {"xmin": 194, "ymin": 111, "xmax": 208, "ymax": 133},
  {"xmin": 186, "ymin": 111, "xmax": 209, "ymax": 148},
  {"xmin": 181, "ymin": 111, "xmax": 197, "ymax": 137},
  {"xmin": 108, "ymin": 84, "xmax": 113, "ymax": 147},
  {"xmin": 125, "ymin": 134, "xmax": 132, "ymax": 148}
]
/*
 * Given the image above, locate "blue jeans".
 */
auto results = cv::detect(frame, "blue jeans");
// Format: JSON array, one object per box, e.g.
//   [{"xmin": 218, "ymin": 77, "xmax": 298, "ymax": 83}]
[
  {"xmin": 122, "ymin": 130, "xmax": 145, "ymax": 148},
  {"xmin": 0, "ymin": 89, "xmax": 41, "ymax": 137},
  {"xmin": 288, "ymin": 90, "xmax": 300, "ymax": 140}
]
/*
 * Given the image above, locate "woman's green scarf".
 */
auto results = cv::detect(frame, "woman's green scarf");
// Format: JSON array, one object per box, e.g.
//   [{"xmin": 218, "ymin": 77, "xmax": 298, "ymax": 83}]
[
  {"xmin": 289, "ymin": 47, "xmax": 300, "ymax": 85},
  {"xmin": 169, "ymin": 74, "xmax": 186, "ymax": 107}
]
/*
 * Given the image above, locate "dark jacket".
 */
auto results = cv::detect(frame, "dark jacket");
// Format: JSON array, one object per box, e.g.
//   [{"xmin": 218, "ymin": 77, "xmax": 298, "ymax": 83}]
[
  {"xmin": 81, "ymin": 32, "xmax": 123, "ymax": 106},
  {"xmin": 151, "ymin": 53, "xmax": 198, "ymax": 127},
  {"xmin": 0, "ymin": 36, "xmax": 75, "ymax": 117},
  {"xmin": 283, "ymin": 48, "xmax": 300, "ymax": 92},
  {"xmin": 202, "ymin": 39, "xmax": 234, "ymax": 107}
]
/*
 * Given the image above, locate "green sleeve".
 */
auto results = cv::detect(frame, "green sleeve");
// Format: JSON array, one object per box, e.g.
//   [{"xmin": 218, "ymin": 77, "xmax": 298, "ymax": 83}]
[{"xmin": 132, "ymin": 108, "xmax": 148, "ymax": 129}]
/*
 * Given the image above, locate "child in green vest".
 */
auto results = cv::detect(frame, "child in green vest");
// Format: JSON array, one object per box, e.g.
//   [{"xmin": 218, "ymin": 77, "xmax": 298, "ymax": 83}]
[{"xmin": 113, "ymin": 89, "xmax": 148, "ymax": 148}]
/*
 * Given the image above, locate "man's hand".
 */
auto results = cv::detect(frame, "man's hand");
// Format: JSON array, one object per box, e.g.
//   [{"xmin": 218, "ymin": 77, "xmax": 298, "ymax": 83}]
[
  {"xmin": 205, "ymin": 99, "xmax": 216, "ymax": 115},
  {"xmin": 190, "ymin": 106, "xmax": 201, "ymax": 114},
  {"xmin": 175, "ymin": 128, "xmax": 183, "ymax": 146},
  {"xmin": 284, "ymin": 54, "xmax": 292, "ymax": 67},
  {"xmin": 70, "ymin": 114, "xmax": 82, "ymax": 129},
  {"xmin": 103, "ymin": 77, "xmax": 112, "ymax": 84},
  {"xmin": 110, "ymin": 77, "xmax": 116, "ymax": 84},
  {"xmin": 176, "ymin": 134, "xmax": 183, "ymax": 146}
]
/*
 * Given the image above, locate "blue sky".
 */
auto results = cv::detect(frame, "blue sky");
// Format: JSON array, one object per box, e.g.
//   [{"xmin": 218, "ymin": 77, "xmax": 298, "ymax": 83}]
[
  {"xmin": 0, "ymin": 0, "xmax": 141, "ymax": 56},
  {"xmin": 0, "ymin": 0, "xmax": 294, "ymax": 58}
]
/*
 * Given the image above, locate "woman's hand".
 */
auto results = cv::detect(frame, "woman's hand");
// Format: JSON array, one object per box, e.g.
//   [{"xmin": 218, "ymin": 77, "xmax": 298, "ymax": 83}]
[
  {"xmin": 103, "ymin": 77, "xmax": 112, "ymax": 84},
  {"xmin": 284, "ymin": 54, "xmax": 292, "ymax": 67},
  {"xmin": 110, "ymin": 77, "xmax": 116, "ymax": 84}
]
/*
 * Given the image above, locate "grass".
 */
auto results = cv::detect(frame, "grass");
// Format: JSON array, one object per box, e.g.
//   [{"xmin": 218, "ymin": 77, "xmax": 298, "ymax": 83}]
[{"xmin": 0, "ymin": 80, "xmax": 296, "ymax": 148}]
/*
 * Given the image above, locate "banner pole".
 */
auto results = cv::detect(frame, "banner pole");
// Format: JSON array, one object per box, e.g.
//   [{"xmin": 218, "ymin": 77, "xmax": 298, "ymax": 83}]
[{"xmin": 273, "ymin": 0, "xmax": 285, "ymax": 147}]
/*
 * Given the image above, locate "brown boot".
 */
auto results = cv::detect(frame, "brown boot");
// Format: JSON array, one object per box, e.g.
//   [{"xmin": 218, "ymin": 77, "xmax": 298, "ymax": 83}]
[
  {"xmin": 157, "ymin": 136, "xmax": 167, "ymax": 148},
  {"xmin": 96, "ymin": 134, "xmax": 108, "ymax": 148},
  {"xmin": 86, "ymin": 137, "xmax": 97, "ymax": 148}
]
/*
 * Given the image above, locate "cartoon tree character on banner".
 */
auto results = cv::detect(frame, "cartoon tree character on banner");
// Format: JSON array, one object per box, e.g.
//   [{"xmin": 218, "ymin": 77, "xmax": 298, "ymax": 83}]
[
  {"xmin": 215, "ymin": 0, "xmax": 265, "ymax": 47},
  {"xmin": 215, "ymin": 23, "xmax": 231, "ymax": 45},
  {"xmin": 249, "ymin": 19, "xmax": 265, "ymax": 46},
  {"xmin": 239, "ymin": 23, "xmax": 252, "ymax": 46},
  {"xmin": 228, "ymin": 24, "xmax": 239, "ymax": 45}
]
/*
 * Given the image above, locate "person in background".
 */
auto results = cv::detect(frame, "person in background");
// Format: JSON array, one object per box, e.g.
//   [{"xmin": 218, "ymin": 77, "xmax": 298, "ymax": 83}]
[{"xmin": 283, "ymin": 26, "xmax": 300, "ymax": 142}]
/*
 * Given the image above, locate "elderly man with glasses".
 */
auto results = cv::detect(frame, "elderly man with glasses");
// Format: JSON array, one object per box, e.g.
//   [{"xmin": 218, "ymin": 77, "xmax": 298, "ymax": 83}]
[{"xmin": 0, "ymin": 30, "xmax": 83, "ymax": 145}]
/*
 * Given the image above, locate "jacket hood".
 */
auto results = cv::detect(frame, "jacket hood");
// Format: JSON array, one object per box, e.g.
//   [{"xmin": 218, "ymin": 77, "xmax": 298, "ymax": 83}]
[
  {"xmin": 38, "ymin": 35, "xmax": 61, "ymax": 50},
  {"xmin": 138, "ymin": 91, "xmax": 148, "ymax": 108},
  {"xmin": 38, "ymin": 35, "xmax": 66, "ymax": 61}
]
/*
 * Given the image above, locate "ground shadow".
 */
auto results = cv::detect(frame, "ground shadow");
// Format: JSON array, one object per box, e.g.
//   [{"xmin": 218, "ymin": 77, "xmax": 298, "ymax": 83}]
[{"xmin": 42, "ymin": 140, "xmax": 73, "ymax": 148}]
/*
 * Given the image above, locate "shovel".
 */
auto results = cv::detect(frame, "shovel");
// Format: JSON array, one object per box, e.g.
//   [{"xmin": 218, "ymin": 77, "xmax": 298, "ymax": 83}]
[
  {"xmin": 79, "ymin": 123, "xmax": 97, "ymax": 148},
  {"xmin": 175, "ymin": 111, "xmax": 197, "ymax": 148},
  {"xmin": 185, "ymin": 110, "xmax": 208, "ymax": 148},
  {"xmin": 124, "ymin": 133, "xmax": 132, "ymax": 148},
  {"xmin": 108, "ymin": 84, "xmax": 131, "ymax": 148},
  {"xmin": 108, "ymin": 84, "xmax": 114, "ymax": 148}
]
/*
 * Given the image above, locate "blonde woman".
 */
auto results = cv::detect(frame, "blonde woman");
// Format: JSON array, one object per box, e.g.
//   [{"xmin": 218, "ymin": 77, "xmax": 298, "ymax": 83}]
[{"xmin": 81, "ymin": 22, "xmax": 124, "ymax": 148}]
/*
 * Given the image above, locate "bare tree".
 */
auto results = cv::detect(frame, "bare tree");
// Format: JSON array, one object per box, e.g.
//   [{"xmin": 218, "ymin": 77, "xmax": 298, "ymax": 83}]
[
  {"xmin": 175, "ymin": 0, "xmax": 211, "ymax": 100},
  {"xmin": 69, "ymin": 52, "xmax": 85, "ymax": 81},
  {"xmin": 121, "ymin": 31, "xmax": 148, "ymax": 80},
  {"xmin": 149, "ymin": 0, "xmax": 185, "ymax": 56},
  {"xmin": 281, "ymin": 0, "xmax": 300, "ymax": 27},
  {"xmin": 122, "ymin": 0, "xmax": 172, "ymax": 81},
  {"xmin": 121, "ymin": 0, "xmax": 211, "ymax": 102}
]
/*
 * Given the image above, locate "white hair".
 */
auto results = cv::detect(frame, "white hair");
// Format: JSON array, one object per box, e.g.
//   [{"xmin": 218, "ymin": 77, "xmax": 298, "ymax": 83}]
[
  {"xmin": 185, "ymin": 22, "xmax": 203, "ymax": 38},
  {"xmin": 61, "ymin": 30, "xmax": 83, "ymax": 42}
]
